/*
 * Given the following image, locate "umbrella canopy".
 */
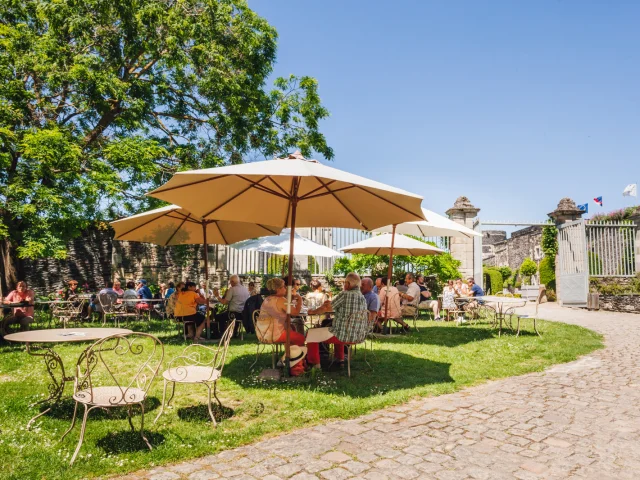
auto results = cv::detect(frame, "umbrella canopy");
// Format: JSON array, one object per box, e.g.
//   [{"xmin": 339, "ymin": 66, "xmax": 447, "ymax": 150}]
[
  {"xmin": 147, "ymin": 153, "xmax": 425, "ymax": 230},
  {"xmin": 111, "ymin": 205, "xmax": 282, "ymax": 246},
  {"xmin": 372, "ymin": 208, "xmax": 481, "ymax": 238},
  {"xmin": 232, "ymin": 229, "xmax": 343, "ymax": 257},
  {"xmin": 341, "ymin": 233, "xmax": 445, "ymax": 256}
]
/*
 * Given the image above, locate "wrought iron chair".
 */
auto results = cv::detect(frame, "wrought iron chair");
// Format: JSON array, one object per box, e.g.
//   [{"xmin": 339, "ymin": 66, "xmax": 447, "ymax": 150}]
[
  {"xmin": 515, "ymin": 291, "xmax": 543, "ymax": 337},
  {"xmin": 52, "ymin": 299, "xmax": 86, "ymax": 328},
  {"xmin": 250, "ymin": 310, "xmax": 283, "ymax": 369},
  {"xmin": 337, "ymin": 309, "xmax": 371, "ymax": 377},
  {"xmin": 98, "ymin": 292, "xmax": 122, "ymax": 326},
  {"xmin": 155, "ymin": 320, "xmax": 235, "ymax": 427},
  {"xmin": 61, "ymin": 332, "xmax": 164, "ymax": 466}
]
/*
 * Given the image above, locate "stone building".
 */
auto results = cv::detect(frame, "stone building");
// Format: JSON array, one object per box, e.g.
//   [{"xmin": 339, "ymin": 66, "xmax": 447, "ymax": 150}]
[{"xmin": 483, "ymin": 226, "xmax": 544, "ymax": 271}]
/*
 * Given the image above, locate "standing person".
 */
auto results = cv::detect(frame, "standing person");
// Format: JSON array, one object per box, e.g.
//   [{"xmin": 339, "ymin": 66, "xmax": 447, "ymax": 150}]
[
  {"xmin": 255, "ymin": 277, "xmax": 306, "ymax": 346},
  {"xmin": 213, "ymin": 275, "xmax": 250, "ymax": 337},
  {"xmin": 174, "ymin": 281, "xmax": 207, "ymax": 340},
  {"xmin": 2, "ymin": 281, "xmax": 35, "ymax": 334},
  {"xmin": 306, "ymin": 272, "xmax": 369, "ymax": 369},
  {"xmin": 360, "ymin": 277, "xmax": 380, "ymax": 321}
]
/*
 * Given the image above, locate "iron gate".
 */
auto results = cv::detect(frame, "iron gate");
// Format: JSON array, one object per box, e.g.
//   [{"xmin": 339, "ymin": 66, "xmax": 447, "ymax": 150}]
[{"xmin": 557, "ymin": 219, "xmax": 589, "ymax": 307}]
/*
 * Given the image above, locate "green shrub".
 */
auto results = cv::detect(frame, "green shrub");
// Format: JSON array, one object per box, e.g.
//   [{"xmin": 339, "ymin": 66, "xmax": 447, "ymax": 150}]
[
  {"xmin": 545, "ymin": 288, "xmax": 557, "ymax": 301},
  {"xmin": 496, "ymin": 266, "xmax": 513, "ymax": 281},
  {"xmin": 539, "ymin": 256, "xmax": 556, "ymax": 290},
  {"xmin": 483, "ymin": 268, "xmax": 504, "ymax": 295},
  {"xmin": 520, "ymin": 257, "xmax": 538, "ymax": 285}
]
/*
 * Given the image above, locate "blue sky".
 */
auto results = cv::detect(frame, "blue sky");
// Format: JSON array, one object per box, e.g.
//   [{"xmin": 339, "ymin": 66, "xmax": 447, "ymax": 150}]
[{"xmin": 250, "ymin": 1, "xmax": 640, "ymax": 232}]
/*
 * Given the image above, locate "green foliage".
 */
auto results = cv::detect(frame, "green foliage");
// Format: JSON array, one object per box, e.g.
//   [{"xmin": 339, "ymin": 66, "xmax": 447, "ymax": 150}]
[
  {"xmin": 539, "ymin": 256, "xmax": 556, "ymax": 290},
  {"xmin": 308, "ymin": 256, "xmax": 320, "ymax": 274},
  {"xmin": 0, "ymin": 0, "xmax": 332, "ymax": 290},
  {"xmin": 590, "ymin": 274, "xmax": 640, "ymax": 296},
  {"xmin": 483, "ymin": 268, "xmax": 504, "ymax": 295},
  {"xmin": 267, "ymin": 256, "xmax": 288, "ymax": 275},
  {"xmin": 590, "ymin": 206, "xmax": 640, "ymax": 222},
  {"xmin": 332, "ymin": 238, "xmax": 462, "ymax": 289},
  {"xmin": 542, "ymin": 224, "xmax": 558, "ymax": 257},
  {"xmin": 520, "ymin": 258, "xmax": 538, "ymax": 284},
  {"xmin": 545, "ymin": 288, "xmax": 557, "ymax": 302},
  {"xmin": 496, "ymin": 266, "xmax": 513, "ymax": 281},
  {"xmin": 588, "ymin": 252, "xmax": 603, "ymax": 276}
]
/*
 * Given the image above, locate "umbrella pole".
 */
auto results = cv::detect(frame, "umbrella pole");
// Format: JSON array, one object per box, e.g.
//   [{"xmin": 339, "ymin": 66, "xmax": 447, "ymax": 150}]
[
  {"xmin": 203, "ymin": 222, "xmax": 211, "ymax": 340},
  {"xmin": 285, "ymin": 181, "xmax": 299, "ymax": 376},
  {"xmin": 383, "ymin": 225, "xmax": 397, "ymax": 328}
]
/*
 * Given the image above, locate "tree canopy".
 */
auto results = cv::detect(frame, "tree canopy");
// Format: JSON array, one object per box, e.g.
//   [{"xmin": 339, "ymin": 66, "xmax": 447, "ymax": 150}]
[{"xmin": 0, "ymin": 0, "xmax": 333, "ymax": 292}]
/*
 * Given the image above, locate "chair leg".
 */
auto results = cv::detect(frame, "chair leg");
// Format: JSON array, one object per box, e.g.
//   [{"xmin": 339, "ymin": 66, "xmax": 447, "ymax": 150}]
[
  {"xmin": 206, "ymin": 384, "xmax": 218, "ymax": 428},
  {"xmin": 127, "ymin": 405, "xmax": 135, "ymax": 431},
  {"xmin": 533, "ymin": 318, "xmax": 541, "ymax": 337},
  {"xmin": 167, "ymin": 381, "xmax": 176, "ymax": 407},
  {"xmin": 347, "ymin": 346, "xmax": 352, "ymax": 377},
  {"xmin": 213, "ymin": 381, "xmax": 223, "ymax": 409},
  {"xmin": 69, "ymin": 404, "xmax": 91, "ymax": 466},
  {"xmin": 154, "ymin": 379, "xmax": 169, "ymax": 425},
  {"xmin": 139, "ymin": 402, "xmax": 152, "ymax": 450},
  {"xmin": 60, "ymin": 401, "xmax": 79, "ymax": 442},
  {"xmin": 516, "ymin": 317, "xmax": 521, "ymax": 337}
]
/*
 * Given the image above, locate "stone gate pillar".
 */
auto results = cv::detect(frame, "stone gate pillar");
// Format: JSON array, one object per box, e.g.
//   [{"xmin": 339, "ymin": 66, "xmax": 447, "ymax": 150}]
[
  {"xmin": 548, "ymin": 198, "xmax": 587, "ymax": 303},
  {"xmin": 627, "ymin": 211, "xmax": 640, "ymax": 275},
  {"xmin": 446, "ymin": 197, "xmax": 480, "ymax": 280}
]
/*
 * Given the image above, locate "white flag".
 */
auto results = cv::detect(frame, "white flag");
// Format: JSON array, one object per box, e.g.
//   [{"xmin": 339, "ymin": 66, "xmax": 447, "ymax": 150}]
[{"xmin": 623, "ymin": 184, "xmax": 637, "ymax": 197}]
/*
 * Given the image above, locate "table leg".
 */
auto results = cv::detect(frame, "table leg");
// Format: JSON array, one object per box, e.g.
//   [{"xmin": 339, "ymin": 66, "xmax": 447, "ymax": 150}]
[{"xmin": 25, "ymin": 344, "xmax": 73, "ymax": 429}]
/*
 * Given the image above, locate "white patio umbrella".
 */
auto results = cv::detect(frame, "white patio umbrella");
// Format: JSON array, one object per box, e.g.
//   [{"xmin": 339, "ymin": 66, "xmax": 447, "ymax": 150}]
[
  {"xmin": 232, "ymin": 229, "xmax": 343, "ymax": 259},
  {"xmin": 110, "ymin": 205, "xmax": 282, "ymax": 336},
  {"xmin": 373, "ymin": 208, "xmax": 481, "ymax": 238},
  {"xmin": 341, "ymin": 233, "xmax": 444, "ymax": 320},
  {"xmin": 147, "ymin": 151, "xmax": 425, "ymax": 370}
]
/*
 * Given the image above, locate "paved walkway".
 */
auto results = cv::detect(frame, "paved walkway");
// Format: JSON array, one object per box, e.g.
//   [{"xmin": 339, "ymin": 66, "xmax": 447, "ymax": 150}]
[{"xmin": 121, "ymin": 304, "xmax": 640, "ymax": 480}]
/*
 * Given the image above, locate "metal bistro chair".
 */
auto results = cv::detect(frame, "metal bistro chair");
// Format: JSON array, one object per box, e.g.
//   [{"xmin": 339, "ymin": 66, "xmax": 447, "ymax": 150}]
[
  {"xmin": 515, "ymin": 291, "xmax": 543, "ymax": 337},
  {"xmin": 98, "ymin": 292, "xmax": 122, "ymax": 326},
  {"xmin": 155, "ymin": 320, "xmax": 235, "ymax": 427},
  {"xmin": 52, "ymin": 299, "xmax": 86, "ymax": 328},
  {"xmin": 250, "ymin": 310, "xmax": 283, "ymax": 369},
  {"xmin": 335, "ymin": 309, "xmax": 370, "ymax": 377},
  {"xmin": 61, "ymin": 332, "xmax": 164, "ymax": 466},
  {"xmin": 402, "ymin": 303, "xmax": 420, "ymax": 331}
]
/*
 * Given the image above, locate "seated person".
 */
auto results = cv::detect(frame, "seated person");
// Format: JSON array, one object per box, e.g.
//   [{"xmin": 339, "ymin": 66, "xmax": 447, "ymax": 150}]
[
  {"xmin": 174, "ymin": 281, "xmax": 207, "ymax": 340},
  {"xmin": 305, "ymin": 279, "xmax": 327, "ymax": 309},
  {"xmin": 86, "ymin": 281, "xmax": 118, "ymax": 319},
  {"xmin": 395, "ymin": 279, "xmax": 408, "ymax": 293},
  {"xmin": 2, "ymin": 281, "xmax": 35, "ymax": 334},
  {"xmin": 113, "ymin": 280, "xmax": 124, "ymax": 297},
  {"xmin": 377, "ymin": 277, "xmax": 402, "ymax": 331},
  {"xmin": 454, "ymin": 278, "xmax": 469, "ymax": 296},
  {"xmin": 306, "ymin": 272, "xmax": 369, "ymax": 369},
  {"xmin": 417, "ymin": 274, "xmax": 441, "ymax": 320},
  {"xmin": 465, "ymin": 277, "xmax": 485, "ymax": 312},
  {"xmin": 165, "ymin": 282, "xmax": 176, "ymax": 299},
  {"xmin": 213, "ymin": 275, "xmax": 250, "ymax": 337},
  {"xmin": 255, "ymin": 277, "xmax": 305, "ymax": 346},
  {"xmin": 442, "ymin": 280, "xmax": 458, "ymax": 319},
  {"xmin": 242, "ymin": 282, "xmax": 263, "ymax": 335},
  {"xmin": 136, "ymin": 279, "xmax": 153, "ymax": 310},
  {"xmin": 122, "ymin": 281, "xmax": 139, "ymax": 310},
  {"xmin": 360, "ymin": 277, "xmax": 379, "ymax": 322},
  {"xmin": 63, "ymin": 279, "xmax": 79, "ymax": 301}
]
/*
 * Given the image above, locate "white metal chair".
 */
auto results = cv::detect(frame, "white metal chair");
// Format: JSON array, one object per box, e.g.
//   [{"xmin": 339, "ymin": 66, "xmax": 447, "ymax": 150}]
[
  {"xmin": 155, "ymin": 320, "xmax": 235, "ymax": 427},
  {"xmin": 61, "ymin": 332, "xmax": 164, "ymax": 466},
  {"xmin": 52, "ymin": 299, "xmax": 86, "ymax": 328},
  {"xmin": 250, "ymin": 310, "xmax": 283, "ymax": 369},
  {"xmin": 516, "ymin": 291, "xmax": 543, "ymax": 337}
]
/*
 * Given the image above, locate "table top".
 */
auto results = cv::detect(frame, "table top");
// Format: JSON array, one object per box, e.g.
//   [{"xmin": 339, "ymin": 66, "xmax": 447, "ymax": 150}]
[
  {"xmin": 1, "ymin": 302, "xmax": 28, "ymax": 308},
  {"xmin": 477, "ymin": 295, "xmax": 526, "ymax": 304},
  {"xmin": 4, "ymin": 328, "xmax": 133, "ymax": 344}
]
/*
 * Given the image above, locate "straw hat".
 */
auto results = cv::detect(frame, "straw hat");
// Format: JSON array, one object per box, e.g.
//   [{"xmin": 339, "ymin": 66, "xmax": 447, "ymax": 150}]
[{"xmin": 281, "ymin": 345, "xmax": 307, "ymax": 367}]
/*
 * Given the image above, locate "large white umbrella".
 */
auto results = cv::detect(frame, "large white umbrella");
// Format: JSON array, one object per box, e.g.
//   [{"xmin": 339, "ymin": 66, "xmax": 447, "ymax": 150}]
[
  {"xmin": 232, "ymin": 229, "xmax": 344, "ymax": 257},
  {"xmin": 373, "ymin": 208, "xmax": 481, "ymax": 238},
  {"xmin": 341, "ymin": 233, "xmax": 444, "ymax": 320},
  {"xmin": 341, "ymin": 233, "xmax": 446, "ymax": 256},
  {"xmin": 147, "ymin": 152, "xmax": 425, "ymax": 370}
]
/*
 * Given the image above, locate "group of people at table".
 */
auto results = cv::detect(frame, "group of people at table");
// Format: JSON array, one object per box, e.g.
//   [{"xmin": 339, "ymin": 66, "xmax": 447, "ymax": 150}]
[{"xmin": 1, "ymin": 273, "xmax": 485, "ymax": 372}]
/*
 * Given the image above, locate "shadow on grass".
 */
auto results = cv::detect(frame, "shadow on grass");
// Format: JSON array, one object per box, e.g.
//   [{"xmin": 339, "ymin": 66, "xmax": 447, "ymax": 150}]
[
  {"xmin": 96, "ymin": 430, "xmax": 166, "ymax": 454},
  {"xmin": 224, "ymin": 351, "xmax": 454, "ymax": 398},
  {"xmin": 44, "ymin": 397, "xmax": 161, "ymax": 421},
  {"xmin": 176, "ymin": 403, "xmax": 235, "ymax": 423},
  {"xmin": 376, "ymin": 325, "xmax": 497, "ymax": 347}
]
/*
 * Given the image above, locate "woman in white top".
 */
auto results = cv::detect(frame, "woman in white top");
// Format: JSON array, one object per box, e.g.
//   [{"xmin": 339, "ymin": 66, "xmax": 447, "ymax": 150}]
[
  {"xmin": 442, "ymin": 280, "xmax": 457, "ymax": 319},
  {"xmin": 256, "ymin": 277, "xmax": 306, "ymax": 345},
  {"xmin": 305, "ymin": 279, "xmax": 328, "ymax": 310}
]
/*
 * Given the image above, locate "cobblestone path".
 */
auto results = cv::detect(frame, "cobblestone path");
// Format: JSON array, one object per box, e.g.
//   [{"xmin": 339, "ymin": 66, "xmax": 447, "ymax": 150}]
[{"xmin": 119, "ymin": 304, "xmax": 640, "ymax": 480}]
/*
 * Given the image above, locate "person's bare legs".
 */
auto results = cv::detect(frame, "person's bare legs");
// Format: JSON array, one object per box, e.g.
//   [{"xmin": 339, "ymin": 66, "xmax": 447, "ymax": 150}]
[
  {"xmin": 194, "ymin": 322, "xmax": 206, "ymax": 340},
  {"xmin": 432, "ymin": 301, "xmax": 440, "ymax": 319}
]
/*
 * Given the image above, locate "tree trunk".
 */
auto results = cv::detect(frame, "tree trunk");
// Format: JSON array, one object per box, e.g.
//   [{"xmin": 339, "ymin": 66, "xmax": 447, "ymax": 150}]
[{"xmin": 0, "ymin": 237, "xmax": 21, "ymax": 296}]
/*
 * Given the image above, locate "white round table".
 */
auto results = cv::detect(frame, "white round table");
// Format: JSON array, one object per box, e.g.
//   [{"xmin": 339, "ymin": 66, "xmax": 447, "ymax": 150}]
[
  {"xmin": 476, "ymin": 296, "xmax": 527, "ymax": 336},
  {"xmin": 5, "ymin": 328, "xmax": 132, "ymax": 427}
]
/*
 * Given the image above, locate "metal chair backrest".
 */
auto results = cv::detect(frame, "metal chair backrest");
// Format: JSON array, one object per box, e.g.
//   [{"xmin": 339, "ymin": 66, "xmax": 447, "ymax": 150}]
[
  {"xmin": 122, "ymin": 290, "xmax": 138, "ymax": 311},
  {"xmin": 166, "ymin": 320, "xmax": 235, "ymax": 383},
  {"xmin": 253, "ymin": 309, "xmax": 281, "ymax": 344},
  {"xmin": 74, "ymin": 332, "xmax": 164, "ymax": 405},
  {"xmin": 98, "ymin": 292, "xmax": 119, "ymax": 314}
]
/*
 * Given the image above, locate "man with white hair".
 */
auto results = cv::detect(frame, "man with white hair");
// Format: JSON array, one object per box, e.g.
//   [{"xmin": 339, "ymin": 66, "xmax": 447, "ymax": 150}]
[
  {"xmin": 306, "ymin": 272, "xmax": 369, "ymax": 369},
  {"xmin": 213, "ymin": 275, "xmax": 249, "ymax": 337}
]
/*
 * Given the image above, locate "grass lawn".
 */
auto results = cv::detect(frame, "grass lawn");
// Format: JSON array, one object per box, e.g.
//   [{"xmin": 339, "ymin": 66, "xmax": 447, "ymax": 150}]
[{"xmin": 0, "ymin": 316, "xmax": 603, "ymax": 479}]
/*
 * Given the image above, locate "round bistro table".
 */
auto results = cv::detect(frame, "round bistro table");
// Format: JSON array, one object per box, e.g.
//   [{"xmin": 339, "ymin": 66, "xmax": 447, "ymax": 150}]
[{"xmin": 5, "ymin": 327, "xmax": 132, "ymax": 428}]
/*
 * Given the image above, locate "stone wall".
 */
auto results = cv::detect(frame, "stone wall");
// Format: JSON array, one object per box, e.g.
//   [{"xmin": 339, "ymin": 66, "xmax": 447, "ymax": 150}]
[
  {"xmin": 599, "ymin": 295, "xmax": 640, "ymax": 314},
  {"xmin": 483, "ymin": 226, "xmax": 544, "ymax": 274}
]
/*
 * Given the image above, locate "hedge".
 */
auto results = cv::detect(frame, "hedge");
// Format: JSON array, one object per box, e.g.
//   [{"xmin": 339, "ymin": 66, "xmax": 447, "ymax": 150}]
[
  {"xmin": 483, "ymin": 268, "xmax": 504, "ymax": 295},
  {"xmin": 539, "ymin": 256, "xmax": 555, "ymax": 290}
]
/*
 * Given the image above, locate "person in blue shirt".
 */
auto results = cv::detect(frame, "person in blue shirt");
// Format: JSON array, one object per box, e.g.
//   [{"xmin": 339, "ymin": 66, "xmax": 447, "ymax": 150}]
[
  {"xmin": 467, "ymin": 278, "xmax": 485, "ymax": 297},
  {"xmin": 136, "ymin": 279, "xmax": 153, "ymax": 299}
]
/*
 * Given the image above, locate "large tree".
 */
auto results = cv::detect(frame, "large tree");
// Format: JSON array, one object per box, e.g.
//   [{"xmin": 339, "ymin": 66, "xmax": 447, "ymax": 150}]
[{"xmin": 0, "ymin": 0, "xmax": 333, "ymax": 294}]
